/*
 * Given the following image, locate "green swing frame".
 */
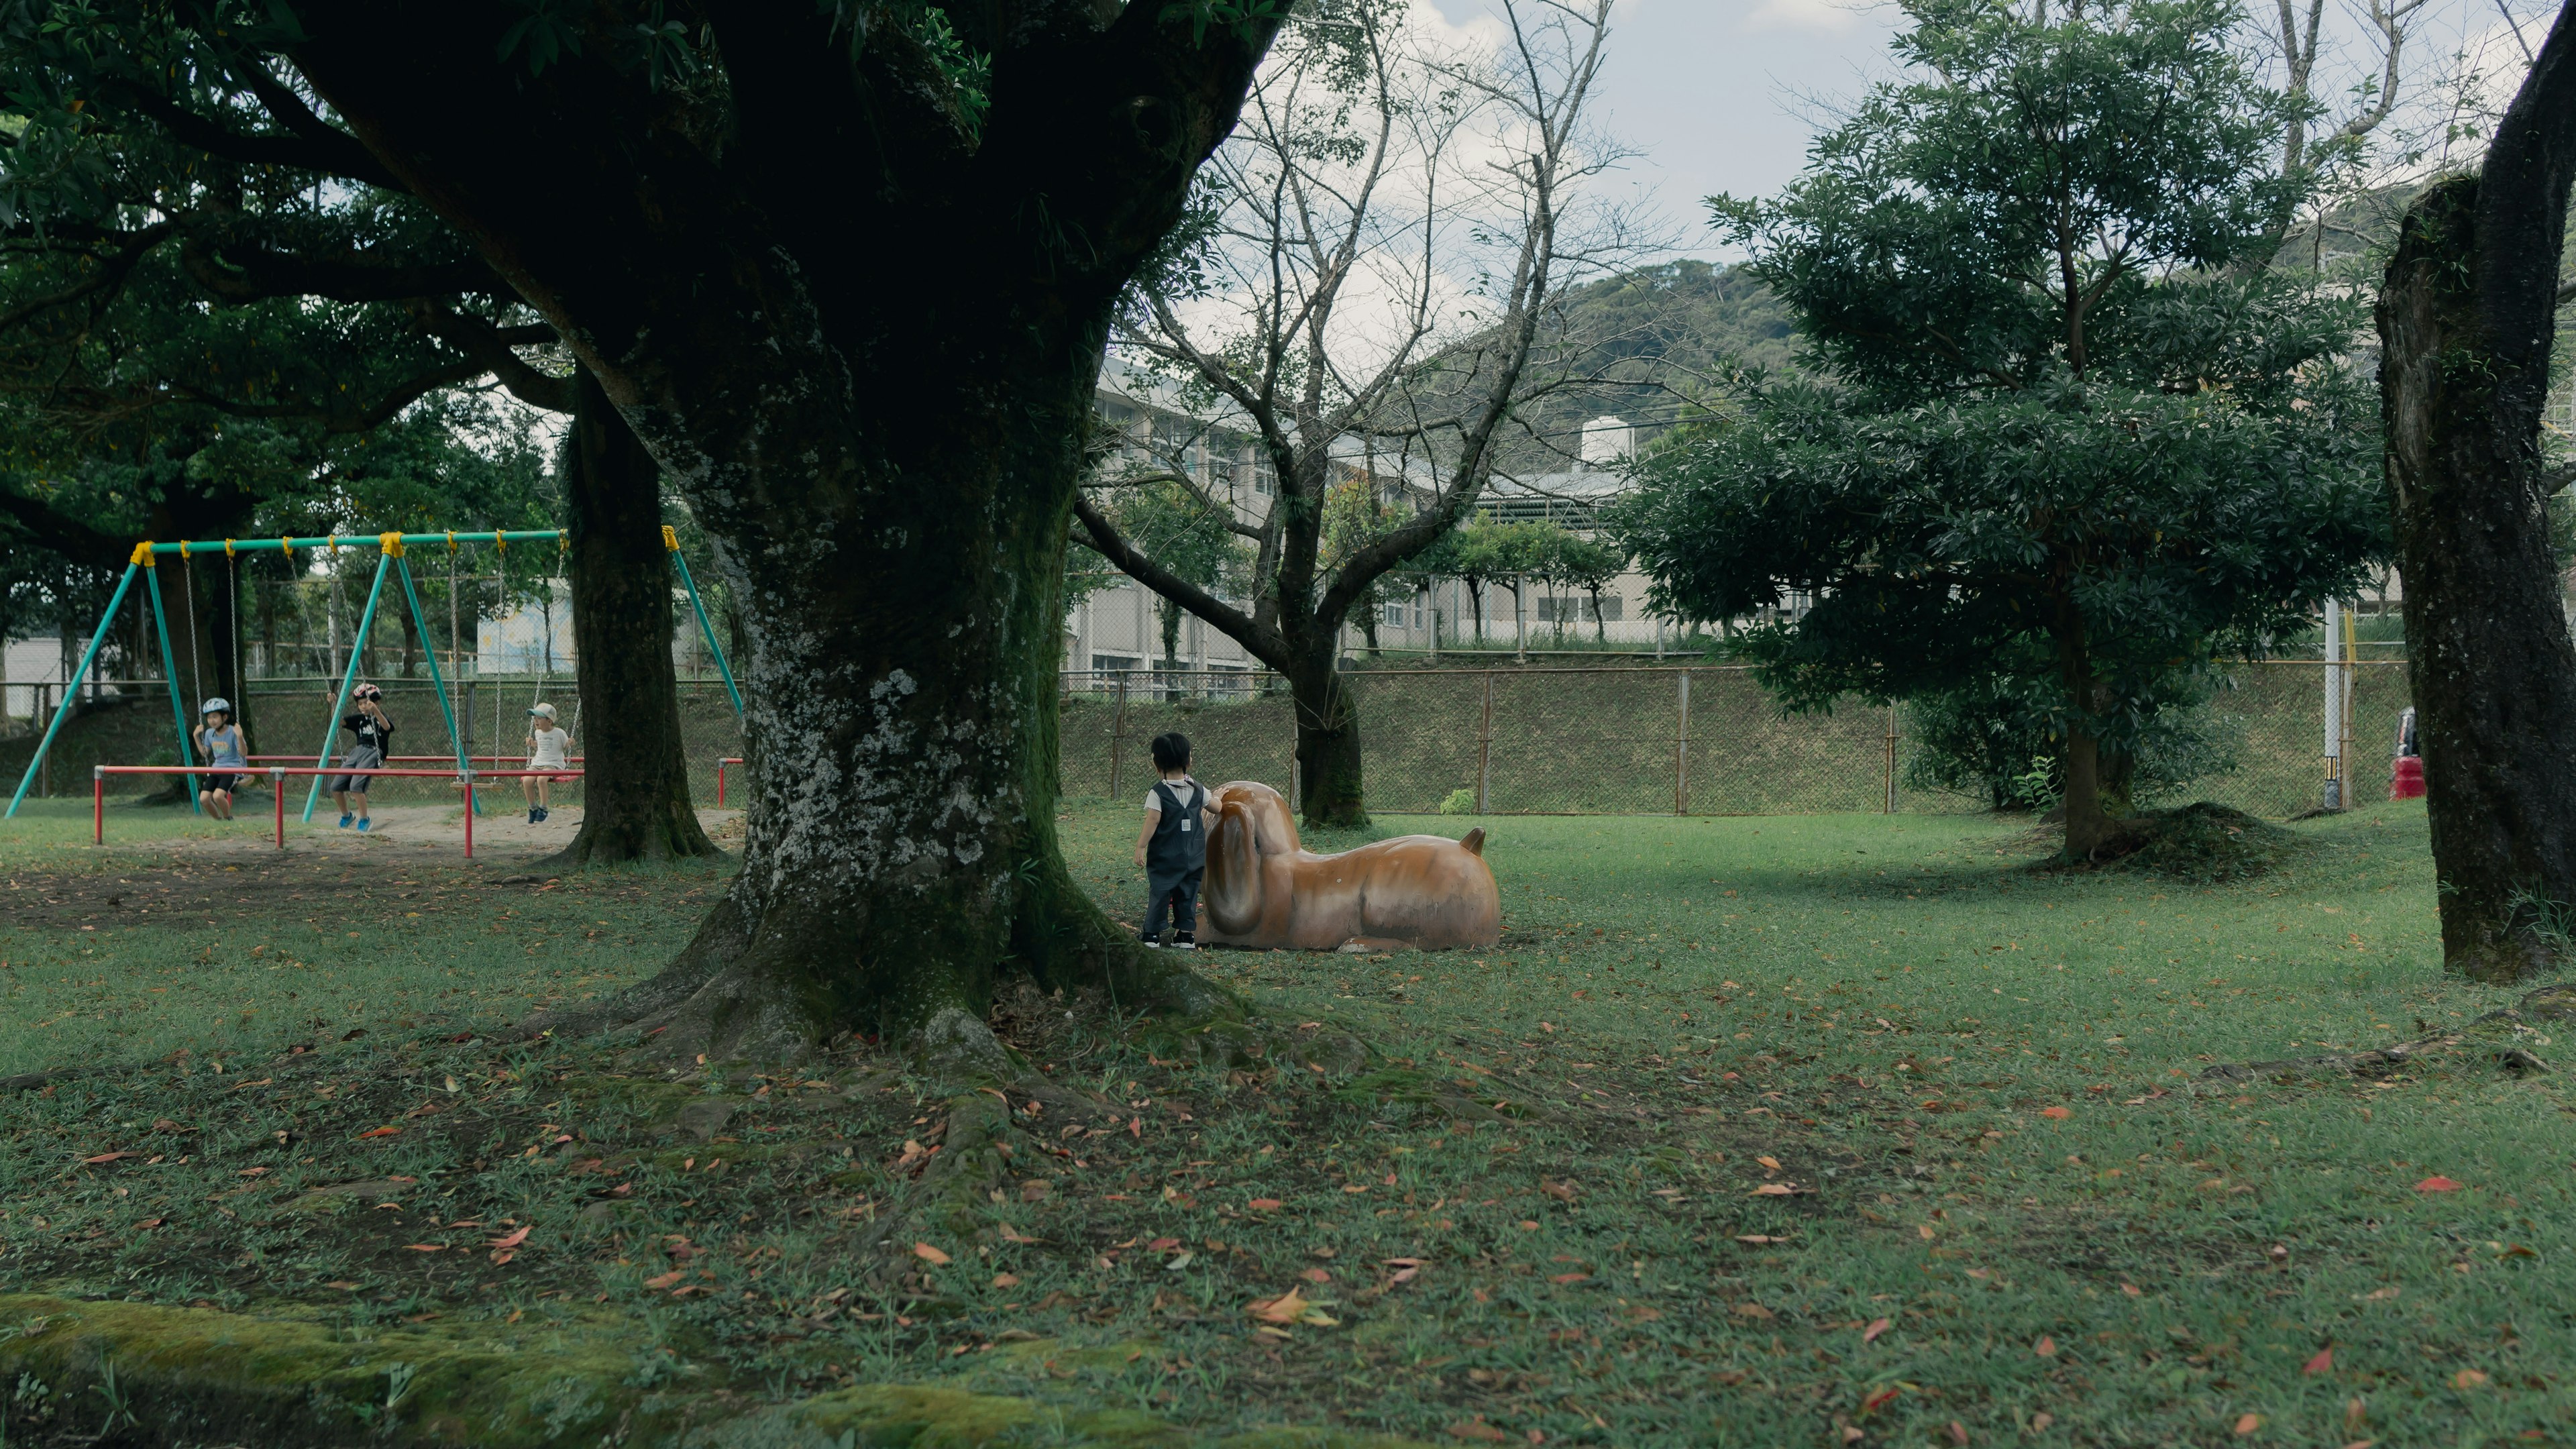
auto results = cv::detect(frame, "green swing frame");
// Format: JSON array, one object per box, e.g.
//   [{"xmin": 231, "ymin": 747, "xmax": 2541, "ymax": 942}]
[{"xmin": 5, "ymin": 528, "xmax": 745, "ymax": 822}]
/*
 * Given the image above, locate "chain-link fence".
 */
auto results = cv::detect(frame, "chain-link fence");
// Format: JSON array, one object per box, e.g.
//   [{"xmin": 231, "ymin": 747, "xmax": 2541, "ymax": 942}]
[{"xmin": 1061, "ymin": 661, "xmax": 2416, "ymax": 820}]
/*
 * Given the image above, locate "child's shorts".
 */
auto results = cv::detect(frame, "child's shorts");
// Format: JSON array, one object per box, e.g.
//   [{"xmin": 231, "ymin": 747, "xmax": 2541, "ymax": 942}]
[{"xmin": 201, "ymin": 773, "xmax": 241, "ymax": 794}]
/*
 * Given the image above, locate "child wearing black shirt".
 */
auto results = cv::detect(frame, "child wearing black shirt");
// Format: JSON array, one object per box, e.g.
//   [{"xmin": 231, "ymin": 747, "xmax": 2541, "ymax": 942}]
[{"xmin": 326, "ymin": 684, "xmax": 394, "ymax": 831}]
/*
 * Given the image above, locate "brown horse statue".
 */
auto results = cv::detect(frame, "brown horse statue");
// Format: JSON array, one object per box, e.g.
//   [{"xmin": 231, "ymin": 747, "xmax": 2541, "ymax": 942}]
[{"xmin": 1200, "ymin": 781, "xmax": 1501, "ymax": 951}]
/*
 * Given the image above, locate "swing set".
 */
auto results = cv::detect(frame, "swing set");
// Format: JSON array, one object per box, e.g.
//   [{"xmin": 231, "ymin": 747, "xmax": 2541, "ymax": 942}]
[{"xmin": 4, "ymin": 529, "xmax": 745, "ymax": 845}]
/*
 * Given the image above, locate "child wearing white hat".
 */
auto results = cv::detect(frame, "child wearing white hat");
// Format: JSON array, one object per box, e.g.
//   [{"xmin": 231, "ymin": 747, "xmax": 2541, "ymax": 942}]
[
  {"xmin": 524, "ymin": 702, "xmax": 573, "ymax": 824},
  {"xmin": 193, "ymin": 698, "xmax": 250, "ymax": 820}
]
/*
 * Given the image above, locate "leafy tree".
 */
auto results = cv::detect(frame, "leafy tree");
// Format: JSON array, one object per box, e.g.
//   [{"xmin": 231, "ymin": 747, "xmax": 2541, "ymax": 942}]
[
  {"xmin": 2375, "ymin": 0, "xmax": 2576, "ymax": 980},
  {"xmin": 0, "ymin": 34, "xmax": 712, "ymax": 865},
  {"xmin": 1615, "ymin": 0, "xmax": 2385, "ymax": 859},
  {"xmin": 1902, "ymin": 667, "xmax": 2241, "ymax": 811},
  {"xmin": 1077, "ymin": 0, "xmax": 1625, "ymax": 826},
  {"xmin": 1094, "ymin": 477, "xmax": 1248, "ymax": 674},
  {"xmin": 7, "ymin": 1, "xmax": 1287, "ymax": 1056},
  {"xmin": 1535, "ymin": 529, "xmax": 1625, "ymax": 641}
]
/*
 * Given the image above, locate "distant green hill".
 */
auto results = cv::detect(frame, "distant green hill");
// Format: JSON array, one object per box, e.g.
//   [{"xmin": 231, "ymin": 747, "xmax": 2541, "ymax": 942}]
[{"xmin": 1387, "ymin": 259, "xmax": 1800, "ymax": 476}]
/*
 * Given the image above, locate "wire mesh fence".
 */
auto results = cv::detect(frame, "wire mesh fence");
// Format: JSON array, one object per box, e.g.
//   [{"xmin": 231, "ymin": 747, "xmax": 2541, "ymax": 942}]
[{"xmin": 1061, "ymin": 661, "xmax": 2415, "ymax": 820}]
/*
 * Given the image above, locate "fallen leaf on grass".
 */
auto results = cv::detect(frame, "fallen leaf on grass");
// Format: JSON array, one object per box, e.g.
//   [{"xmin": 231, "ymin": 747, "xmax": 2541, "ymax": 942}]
[
  {"xmin": 2041, "ymin": 1106, "xmax": 2072, "ymax": 1120},
  {"xmin": 1247, "ymin": 1198, "xmax": 1284, "ymax": 1212},
  {"xmin": 1751, "ymin": 1183, "xmax": 1796, "ymax": 1197},
  {"xmin": 996, "ymin": 1225, "xmax": 1043, "ymax": 1244},
  {"xmin": 403, "ymin": 1244, "xmax": 445, "ymax": 1252},
  {"xmin": 2031, "ymin": 1413, "xmax": 2053, "ymax": 1432},
  {"xmin": 2034, "ymin": 1335, "xmax": 2056, "ymax": 1357},
  {"xmin": 2233, "ymin": 1413, "xmax": 2262, "ymax": 1435},
  {"xmin": 991, "ymin": 1273, "xmax": 1020, "ymax": 1288},
  {"xmin": 912, "ymin": 1242, "xmax": 952, "ymax": 1266},
  {"xmin": 1447, "ymin": 1422, "xmax": 1510, "ymax": 1443},
  {"xmin": 2305, "ymin": 1348, "xmax": 2334, "ymax": 1375},
  {"xmin": 1548, "ymin": 1273, "xmax": 1589, "ymax": 1285},
  {"xmin": 1860, "ymin": 1387, "xmax": 1900, "ymax": 1415},
  {"xmin": 1730, "ymin": 1302, "xmax": 1774, "ymax": 1320},
  {"xmin": 1917, "ymin": 1224, "xmax": 1937, "ymax": 1240},
  {"xmin": 1948, "ymin": 1420, "xmax": 1970, "ymax": 1445},
  {"xmin": 642, "ymin": 1270, "xmax": 684, "ymax": 1289},
  {"xmin": 2355, "ymin": 1287, "xmax": 2400, "ymax": 1302},
  {"xmin": 80, "ymin": 1152, "xmax": 134, "ymax": 1165},
  {"xmin": 1301, "ymin": 1267, "xmax": 1332, "ymax": 1283},
  {"xmin": 1246, "ymin": 1287, "xmax": 1337, "ymax": 1327},
  {"xmin": 1735, "ymin": 1234, "xmax": 1790, "ymax": 1244},
  {"xmin": 2414, "ymin": 1176, "xmax": 2463, "ymax": 1193},
  {"xmin": 358, "ymin": 1126, "xmax": 401, "ymax": 1139},
  {"xmin": 2121, "ymin": 1283, "xmax": 2143, "ymax": 1297},
  {"xmin": 2453, "ymin": 1369, "xmax": 2489, "ymax": 1389},
  {"xmin": 1863, "ymin": 1318, "xmax": 1891, "ymax": 1343},
  {"xmin": 1756, "ymin": 1155, "xmax": 1782, "ymax": 1171},
  {"xmin": 488, "ymin": 1225, "xmax": 531, "ymax": 1250}
]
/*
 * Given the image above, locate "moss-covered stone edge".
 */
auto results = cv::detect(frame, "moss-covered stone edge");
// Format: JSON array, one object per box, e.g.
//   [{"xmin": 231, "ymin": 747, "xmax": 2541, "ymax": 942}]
[{"xmin": 0, "ymin": 1294, "xmax": 1439, "ymax": 1447}]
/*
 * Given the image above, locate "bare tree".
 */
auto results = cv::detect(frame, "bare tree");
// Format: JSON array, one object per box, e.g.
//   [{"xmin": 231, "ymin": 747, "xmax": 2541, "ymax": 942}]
[{"xmin": 1075, "ymin": 0, "xmax": 1632, "ymax": 826}]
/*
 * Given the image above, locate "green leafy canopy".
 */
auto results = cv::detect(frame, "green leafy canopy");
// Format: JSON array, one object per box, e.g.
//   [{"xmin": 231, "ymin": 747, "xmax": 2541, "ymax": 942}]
[{"xmin": 1615, "ymin": 0, "xmax": 2387, "ymax": 779}]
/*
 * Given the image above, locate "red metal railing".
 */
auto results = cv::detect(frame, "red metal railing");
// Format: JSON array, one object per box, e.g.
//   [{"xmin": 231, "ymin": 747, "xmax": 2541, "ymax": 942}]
[
  {"xmin": 90, "ymin": 765, "xmax": 583, "ymax": 859},
  {"xmin": 716, "ymin": 757, "xmax": 744, "ymax": 806}
]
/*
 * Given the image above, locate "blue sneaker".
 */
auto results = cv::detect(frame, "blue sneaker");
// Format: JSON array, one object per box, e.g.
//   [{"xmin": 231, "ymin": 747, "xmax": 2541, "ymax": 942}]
[
  {"xmin": 338, "ymin": 814, "xmax": 354, "ymax": 828},
  {"xmin": 356, "ymin": 818, "xmax": 372, "ymax": 832}
]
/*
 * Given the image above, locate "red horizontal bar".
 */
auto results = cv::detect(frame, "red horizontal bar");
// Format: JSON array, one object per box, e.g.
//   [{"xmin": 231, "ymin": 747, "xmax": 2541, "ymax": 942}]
[
  {"xmin": 244, "ymin": 754, "xmax": 586, "ymax": 764},
  {"xmin": 95, "ymin": 766, "xmax": 582, "ymax": 780}
]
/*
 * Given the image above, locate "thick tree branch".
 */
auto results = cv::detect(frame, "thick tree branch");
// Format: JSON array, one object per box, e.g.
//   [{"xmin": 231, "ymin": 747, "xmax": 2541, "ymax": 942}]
[
  {"xmin": 414, "ymin": 303, "xmax": 574, "ymax": 411},
  {"xmin": 180, "ymin": 237, "xmax": 508, "ymax": 306},
  {"xmin": 167, "ymin": 356, "xmax": 486, "ymax": 433},
  {"xmin": 0, "ymin": 223, "xmax": 174, "ymax": 333},
  {"xmin": 1073, "ymin": 489, "xmax": 1279, "ymax": 667},
  {"xmin": 0, "ymin": 487, "xmax": 126, "ymax": 569},
  {"xmin": 109, "ymin": 83, "xmax": 404, "ymax": 192}
]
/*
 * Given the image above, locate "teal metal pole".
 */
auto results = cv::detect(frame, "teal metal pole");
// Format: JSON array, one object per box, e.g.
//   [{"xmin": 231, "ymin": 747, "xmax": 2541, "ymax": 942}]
[
  {"xmin": 144, "ymin": 531, "xmax": 566, "ymax": 557},
  {"xmin": 394, "ymin": 555, "xmax": 476, "ymax": 812},
  {"xmin": 671, "ymin": 549, "xmax": 744, "ymax": 719},
  {"xmin": 5, "ymin": 563, "xmax": 140, "ymax": 819},
  {"xmin": 142, "ymin": 562, "xmax": 202, "ymax": 815},
  {"xmin": 303, "ymin": 551, "xmax": 395, "ymax": 823}
]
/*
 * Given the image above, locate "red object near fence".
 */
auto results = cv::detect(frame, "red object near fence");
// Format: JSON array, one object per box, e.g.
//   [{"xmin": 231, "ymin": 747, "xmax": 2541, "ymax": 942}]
[
  {"xmin": 2391, "ymin": 755, "xmax": 2426, "ymax": 800},
  {"xmin": 717, "ymin": 756, "xmax": 743, "ymax": 807}
]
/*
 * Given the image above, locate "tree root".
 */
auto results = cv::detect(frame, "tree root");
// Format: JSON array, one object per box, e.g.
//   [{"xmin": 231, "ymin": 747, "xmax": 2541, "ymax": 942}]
[{"xmin": 2201, "ymin": 985, "xmax": 2573, "ymax": 1083}]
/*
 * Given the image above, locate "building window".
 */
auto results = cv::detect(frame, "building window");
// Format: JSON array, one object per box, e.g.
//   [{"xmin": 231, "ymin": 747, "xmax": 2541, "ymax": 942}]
[
  {"xmin": 1090, "ymin": 653, "xmax": 1140, "ymax": 674},
  {"xmin": 1250, "ymin": 451, "xmax": 1276, "ymax": 496}
]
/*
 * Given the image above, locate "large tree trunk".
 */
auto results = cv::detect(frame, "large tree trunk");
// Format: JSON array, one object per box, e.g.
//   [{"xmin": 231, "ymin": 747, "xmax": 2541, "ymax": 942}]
[
  {"xmin": 2381, "ymin": 170, "xmax": 2576, "ymax": 979},
  {"xmin": 2053, "ymin": 598, "xmax": 2125, "ymax": 859},
  {"xmin": 1288, "ymin": 654, "xmax": 1368, "ymax": 828},
  {"xmin": 543, "ymin": 366, "xmax": 718, "ymax": 868},
  {"xmin": 290, "ymin": 3, "xmax": 1273, "ymax": 1057}
]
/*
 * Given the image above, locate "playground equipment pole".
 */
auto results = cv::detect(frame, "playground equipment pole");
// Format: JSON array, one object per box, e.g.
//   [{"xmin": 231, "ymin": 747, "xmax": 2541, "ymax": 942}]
[
  {"xmin": 4, "ymin": 557, "xmax": 141, "ymax": 819},
  {"xmin": 392, "ymin": 541, "xmax": 476, "ymax": 810},
  {"xmin": 141, "ymin": 552, "xmax": 203, "ymax": 814},
  {"xmin": 303, "ymin": 550, "xmax": 396, "ymax": 822},
  {"xmin": 665, "ymin": 526, "xmax": 744, "ymax": 719}
]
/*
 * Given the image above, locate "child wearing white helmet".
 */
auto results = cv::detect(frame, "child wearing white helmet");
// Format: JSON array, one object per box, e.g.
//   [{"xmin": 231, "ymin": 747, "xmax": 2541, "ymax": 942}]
[
  {"xmin": 193, "ymin": 698, "xmax": 250, "ymax": 820},
  {"xmin": 524, "ymin": 702, "xmax": 573, "ymax": 824}
]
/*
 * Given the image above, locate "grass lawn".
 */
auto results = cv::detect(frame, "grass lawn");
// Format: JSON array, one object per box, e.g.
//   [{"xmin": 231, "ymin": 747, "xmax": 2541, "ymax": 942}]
[{"xmin": 0, "ymin": 794, "xmax": 2563, "ymax": 1446}]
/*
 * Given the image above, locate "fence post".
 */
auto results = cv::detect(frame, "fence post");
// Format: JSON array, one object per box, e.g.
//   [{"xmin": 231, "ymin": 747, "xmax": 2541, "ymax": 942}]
[
  {"xmin": 1108, "ymin": 672, "xmax": 1130, "ymax": 803},
  {"xmin": 1884, "ymin": 704, "xmax": 1898, "ymax": 814},
  {"xmin": 1674, "ymin": 670, "xmax": 1691, "ymax": 816},
  {"xmin": 1476, "ymin": 672, "xmax": 1495, "ymax": 815}
]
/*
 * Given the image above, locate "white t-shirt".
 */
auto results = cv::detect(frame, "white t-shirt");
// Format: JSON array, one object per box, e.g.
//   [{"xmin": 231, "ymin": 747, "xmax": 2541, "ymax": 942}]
[
  {"xmin": 529, "ymin": 727, "xmax": 570, "ymax": 769},
  {"xmin": 1143, "ymin": 779, "xmax": 1204, "ymax": 814}
]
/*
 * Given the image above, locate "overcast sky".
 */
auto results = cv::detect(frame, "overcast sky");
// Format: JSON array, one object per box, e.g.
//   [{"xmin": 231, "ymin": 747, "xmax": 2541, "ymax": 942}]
[
  {"xmin": 1424, "ymin": 0, "xmax": 2554, "ymax": 263},
  {"xmin": 1423, "ymin": 0, "xmax": 1901, "ymax": 260}
]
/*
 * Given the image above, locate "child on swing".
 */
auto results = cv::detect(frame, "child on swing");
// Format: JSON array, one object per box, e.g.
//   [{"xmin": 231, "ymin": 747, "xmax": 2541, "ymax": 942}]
[
  {"xmin": 327, "ymin": 683, "xmax": 393, "ymax": 830},
  {"xmin": 193, "ymin": 698, "xmax": 250, "ymax": 820},
  {"xmin": 523, "ymin": 702, "xmax": 573, "ymax": 823}
]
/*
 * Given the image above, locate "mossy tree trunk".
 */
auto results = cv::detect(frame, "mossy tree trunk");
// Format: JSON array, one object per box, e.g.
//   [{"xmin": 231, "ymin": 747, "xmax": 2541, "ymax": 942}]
[
  {"xmin": 2379, "ymin": 9, "xmax": 2576, "ymax": 981},
  {"xmin": 287, "ymin": 2, "xmax": 1278, "ymax": 1054},
  {"xmin": 544, "ymin": 366, "xmax": 719, "ymax": 868}
]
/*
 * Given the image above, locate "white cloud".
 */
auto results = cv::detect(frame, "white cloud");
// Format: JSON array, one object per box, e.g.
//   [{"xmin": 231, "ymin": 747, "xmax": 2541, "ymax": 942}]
[{"xmin": 1744, "ymin": 0, "xmax": 1864, "ymax": 36}]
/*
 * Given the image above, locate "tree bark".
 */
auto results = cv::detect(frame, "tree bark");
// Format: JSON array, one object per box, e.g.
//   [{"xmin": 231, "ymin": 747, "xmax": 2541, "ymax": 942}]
[
  {"xmin": 2053, "ymin": 598, "xmax": 2123, "ymax": 858},
  {"xmin": 2380, "ymin": 165, "xmax": 2576, "ymax": 973},
  {"xmin": 1287, "ymin": 655, "xmax": 1367, "ymax": 826},
  {"xmin": 542, "ymin": 366, "xmax": 718, "ymax": 868},
  {"xmin": 286, "ymin": 3, "xmax": 1275, "ymax": 1055}
]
